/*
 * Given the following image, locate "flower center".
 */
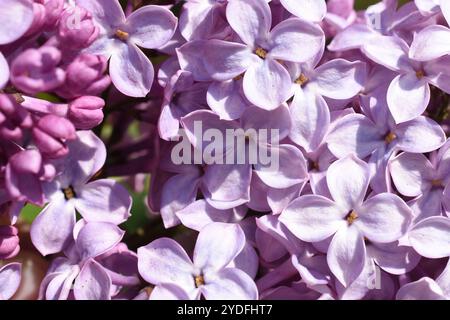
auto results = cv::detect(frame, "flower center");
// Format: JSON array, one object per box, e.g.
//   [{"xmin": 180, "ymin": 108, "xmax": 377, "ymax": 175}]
[
  {"xmin": 63, "ymin": 186, "xmax": 76, "ymax": 200},
  {"xmin": 115, "ymin": 29, "xmax": 129, "ymax": 41},
  {"xmin": 384, "ymin": 132, "xmax": 397, "ymax": 144},
  {"xmin": 255, "ymin": 47, "xmax": 268, "ymax": 59},
  {"xmin": 233, "ymin": 74, "xmax": 244, "ymax": 81},
  {"xmin": 415, "ymin": 70, "xmax": 425, "ymax": 80},
  {"xmin": 346, "ymin": 210, "xmax": 359, "ymax": 225},
  {"xmin": 431, "ymin": 179, "xmax": 443, "ymax": 187},
  {"xmin": 295, "ymin": 74, "xmax": 309, "ymax": 87},
  {"xmin": 194, "ymin": 275, "xmax": 205, "ymax": 288}
]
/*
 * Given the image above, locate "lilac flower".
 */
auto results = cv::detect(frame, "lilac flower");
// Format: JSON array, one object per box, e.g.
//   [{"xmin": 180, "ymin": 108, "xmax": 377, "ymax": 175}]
[
  {"xmin": 30, "ymin": 131, "xmax": 132, "ymax": 256},
  {"xmin": 287, "ymin": 58, "xmax": 366, "ymax": 153},
  {"xmin": 397, "ymin": 259, "xmax": 450, "ymax": 300},
  {"xmin": 389, "ymin": 140, "xmax": 450, "ymax": 219},
  {"xmin": 178, "ymin": 0, "xmax": 325, "ymax": 109},
  {"xmin": 362, "ymin": 35, "xmax": 450, "ymax": 123},
  {"xmin": 77, "ymin": 0, "xmax": 177, "ymax": 97},
  {"xmin": 280, "ymin": 155, "xmax": 412, "ymax": 287},
  {"xmin": 137, "ymin": 222, "xmax": 258, "ymax": 300},
  {"xmin": 0, "ymin": 263, "xmax": 21, "ymax": 300},
  {"xmin": 327, "ymin": 107, "xmax": 446, "ymax": 192},
  {"xmin": 39, "ymin": 221, "xmax": 131, "ymax": 300},
  {"xmin": 0, "ymin": 225, "xmax": 20, "ymax": 259}
]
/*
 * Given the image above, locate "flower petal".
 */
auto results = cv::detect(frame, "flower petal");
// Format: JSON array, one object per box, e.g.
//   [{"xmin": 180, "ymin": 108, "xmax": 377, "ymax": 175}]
[
  {"xmin": 268, "ymin": 18, "xmax": 325, "ymax": 63},
  {"xmin": 73, "ymin": 259, "xmax": 111, "ymax": 300},
  {"xmin": 126, "ymin": 5, "xmax": 177, "ymax": 49},
  {"xmin": 137, "ymin": 238, "xmax": 195, "ymax": 289},
  {"xmin": 243, "ymin": 59, "xmax": 292, "ymax": 110},
  {"xmin": 356, "ymin": 193, "xmax": 412, "ymax": 243},
  {"xmin": 327, "ymin": 155, "xmax": 370, "ymax": 210},
  {"xmin": 76, "ymin": 222, "xmax": 124, "ymax": 260},
  {"xmin": 387, "ymin": 74, "xmax": 430, "ymax": 124},
  {"xmin": 409, "ymin": 216, "xmax": 450, "ymax": 258},
  {"xmin": 280, "ymin": 0, "xmax": 326, "ymax": 22},
  {"xmin": 0, "ymin": 0, "xmax": 33, "ymax": 45},
  {"xmin": 75, "ymin": 179, "xmax": 132, "ymax": 225},
  {"xmin": 396, "ymin": 278, "xmax": 446, "ymax": 300},
  {"xmin": 410, "ymin": 25, "xmax": 450, "ymax": 61},
  {"xmin": 202, "ymin": 268, "xmax": 258, "ymax": 300},
  {"xmin": 396, "ymin": 116, "xmax": 446, "ymax": 153},
  {"xmin": 194, "ymin": 223, "xmax": 246, "ymax": 273},
  {"xmin": 226, "ymin": 0, "xmax": 271, "ymax": 47},
  {"xmin": 280, "ymin": 195, "xmax": 346, "ymax": 242},
  {"xmin": 109, "ymin": 43, "xmax": 154, "ymax": 97},
  {"xmin": 362, "ymin": 35, "xmax": 412, "ymax": 72},
  {"xmin": 0, "ymin": 53, "xmax": 9, "ymax": 89},
  {"xmin": 0, "ymin": 263, "xmax": 21, "ymax": 300},
  {"xmin": 327, "ymin": 226, "xmax": 366, "ymax": 287}
]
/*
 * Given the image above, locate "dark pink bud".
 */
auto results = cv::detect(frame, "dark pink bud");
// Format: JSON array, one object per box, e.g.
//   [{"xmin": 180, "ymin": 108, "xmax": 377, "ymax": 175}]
[
  {"xmin": 11, "ymin": 47, "xmax": 65, "ymax": 95},
  {"xmin": 68, "ymin": 96, "xmax": 105, "ymax": 130},
  {"xmin": 32, "ymin": 115, "xmax": 76, "ymax": 158},
  {"xmin": 56, "ymin": 54, "xmax": 110, "ymax": 99},
  {"xmin": 58, "ymin": 7, "xmax": 99, "ymax": 50},
  {"xmin": 0, "ymin": 225, "xmax": 20, "ymax": 259}
]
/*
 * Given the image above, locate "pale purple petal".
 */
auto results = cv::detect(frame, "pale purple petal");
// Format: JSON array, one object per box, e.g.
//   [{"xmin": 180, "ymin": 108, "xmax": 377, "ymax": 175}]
[
  {"xmin": 137, "ymin": 238, "xmax": 195, "ymax": 289},
  {"xmin": 76, "ymin": 222, "xmax": 124, "ymax": 260},
  {"xmin": 243, "ymin": 59, "xmax": 292, "ymax": 110},
  {"xmin": 150, "ymin": 284, "xmax": 195, "ymax": 300},
  {"xmin": 0, "ymin": 53, "xmax": 9, "ymax": 89},
  {"xmin": 202, "ymin": 268, "xmax": 258, "ymax": 300},
  {"xmin": 396, "ymin": 116, "xmax": 446, "ymax": 153},
  {"xmin": 30, "ymin": 195, "xmax": 75, "ymax": 256},
  {"xmin": 387, "ymin": 74, "xmax": 430, "ymax": 123},
  {"xmin": 280, "ymin": 0, "xmax": 326, "ymax": 22},
  {"xmin": 311, "ymin": 59, "xmax": 366, "ymax": 99},
  {"xmin": 356, "ymin": 193, "xmax": 412, "ymax": 243},
  {"xmin": 327, "ymin": 114, "xmax": 384, "ymax": 159},
  {"xmin": 109, "ymin": 43, "xmax": 154, "ymax": 97},
  {"xmin": 279, "ymin": 195, "xmax": 346, "ymax": 242},
  {"xmin": 327, "ymin": 226, "xmax": 366, "ymax": 287},
  {"xmin": 362, "ymin": 35, "xmax": 412, "ymax": 72},
  {"xmin": 77, "ymin": 0, "xmax": 125, "ymax": 31},
  {"xmin": 75, "ymin": 179, "xmax": 132, "ymax": 224},
  {"xmin": 389, "ymin": 153, "xmax": 434, "ymax": 197},
  {"xmin": 268, "ymin": 18, "xmax": 325, "ymax": 63},
  {"xmin": 0, "ymin": 0, "xmax": 33, "ymax": 45},
  {"xmin": 327, "ymin": 155, "xmax": 370, "ymax": 210},
  {"xmin": 0, "ymin": 263, "xmax": 21, "ymax": 300},
  {"xmin": 226, "ymin": 0, "xmax": 271, "ymax": 47},
  {"xmin": 409, "ymin": 216, "xmax": 450, "ymax": 258},
  {"xmin": 410, "ymin": 25, "xmax": 450, "ymax": 61},
  {"xmin": 396, "ymin": 278, "xmax": 446, "ymax": 300},
  {"xmin": 328, "ymin": 24, "xmax": 374, "ymax": 51},
  {"xmin": 73, "ymin": 259, "xmax": 111, "ymax": 300},
  {"xmin": 125, "ymin": 5, "xmax": 177, "ymax": 49},
  {"xmin": 194, "ymin": 223, "xmax": 246, "ymax": 272},
  {"xmin": 207, "ymin": 80, "xmax": 248, "ymax": 121}
]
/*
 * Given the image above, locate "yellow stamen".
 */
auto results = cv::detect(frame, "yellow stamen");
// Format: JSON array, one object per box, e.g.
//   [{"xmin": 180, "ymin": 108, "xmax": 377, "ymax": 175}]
[
  {"xmin": 385, "ymin": 132, "xmax": 397, "ymax": 144},
  {"xmin": 255, "ymin": 47, "xmax": 268, "ymax": 59},
  {"xmin": 63, "ymin": 187, "xmax": 76, "ymax": 200},
  {"xmin": 431, "ymin": 179, "xmax": 443, "ymax": 187},
  {"xmin": 295, "ymin": 73, "xmax": 309, "ymax": 86},
  {"xmin": 115, "ymin": 29, "xmax": 129, "ymax": 41},
  {"xmin": 416, "ymin": 70, "xmax": 425, "ymax": 79},
  {"xmin": 194, "ymin": 275, "xmax": 205, "ymax": 288},
  {"xmin": 346, "ymin": 210, "xmax": 359, "ymax": 225}
]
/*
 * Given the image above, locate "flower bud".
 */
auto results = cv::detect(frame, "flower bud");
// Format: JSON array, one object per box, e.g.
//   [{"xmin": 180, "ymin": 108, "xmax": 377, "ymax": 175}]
[
  {"xmin": 56, "ymin": 54, "xmax": 110, "ymax": 99},
  {"xmin": 68, "ymin": 96, "xmax": 105, "ymax": 129},
  {"xmin": 11, "ymin": 47, "xmax": 65, "ymax": 95},
  {"xmin": 32, "ymin": 115, "xmax": 76, "ymax": 158},
  {"xmin": 0, "ymin": 225, "xmax": 20, "ymax": 259},
  {"xmin": 58, "ymin": 7, "xmax": 99, "ymax": 50}
]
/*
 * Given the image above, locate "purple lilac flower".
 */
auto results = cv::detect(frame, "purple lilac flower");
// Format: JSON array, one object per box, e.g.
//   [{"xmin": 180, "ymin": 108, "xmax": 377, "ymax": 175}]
[
  {"xmin": 0, "ymin": 263, "xmax": 21, "ymax": 300},
  {"xmin": 137, "ymin": 222, "xmax": 258, "ymax": 300},
  {"xmin": 77, "ymin": 0, "xmax": 178, "ymax": 97}
]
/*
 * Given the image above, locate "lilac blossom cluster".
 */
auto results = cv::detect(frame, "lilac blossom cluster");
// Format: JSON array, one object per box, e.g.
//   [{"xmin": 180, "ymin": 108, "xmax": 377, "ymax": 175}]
[{"xmin": 0, "ymin": 0, "xmax": 450, "ymax": 300}]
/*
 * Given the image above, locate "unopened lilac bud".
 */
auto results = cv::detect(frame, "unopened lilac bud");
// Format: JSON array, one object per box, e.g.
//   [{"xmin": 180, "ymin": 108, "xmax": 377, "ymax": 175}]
[
  {"xmin": 42, "ymin": 0, "xmax": 64, "ymax": 29},
  {"xmin": 11, "ymin": 46, "xmax": 65, "ymax": 95},
  {"xmin": 56, "ymin": 54, "xmax": 110, "ymax": 99},
  {"xmin": 0, "ymin": 94, "xmax": 32, "ymax": 142},
  {"xmin": 68, "ymin": 96, "xmax": 105, "ymax": 129},
  {"xmin": 25, "ymin": 2, "xmax": 46, "ymax": 36},
  {"xmin": 32, "ymin": 115, "xmax": 76, "ymax": 158},
  {"xmin": 0, "ymin": 225, "xmax": 20, "ymax": 259},
  {"xmin": 58, "ymin": 7, "xmax": 99, "ymax": 50},
  {"xmin": 5, "ymin": 149, "xmax": 44, "ymax": 205}
]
